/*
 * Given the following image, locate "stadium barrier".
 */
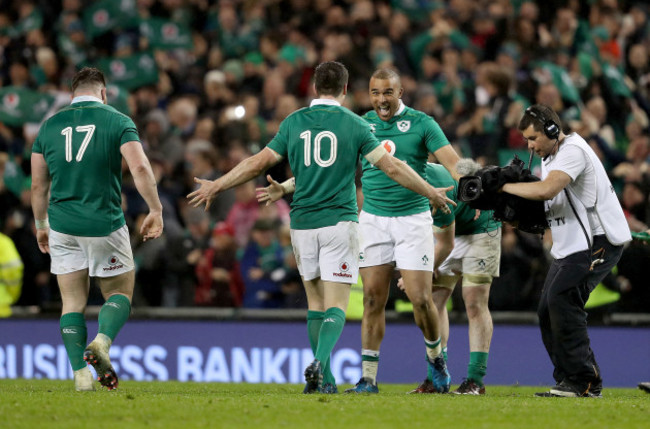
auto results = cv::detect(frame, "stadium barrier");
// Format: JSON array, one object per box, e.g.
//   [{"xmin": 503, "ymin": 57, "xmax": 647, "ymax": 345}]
[
  {"xmin": 1, "ymin": 308, "xmax": 648, "ymax": 387},
  {"xmin": 8, "ymin": 306, "xmax": 650, "ymax": 325}
]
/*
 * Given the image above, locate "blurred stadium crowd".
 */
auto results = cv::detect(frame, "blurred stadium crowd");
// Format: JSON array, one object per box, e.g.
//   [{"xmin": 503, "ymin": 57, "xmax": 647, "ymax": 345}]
[{"xmin": 0, "ymin": 0, "xmax": 649, "ymax": 315}]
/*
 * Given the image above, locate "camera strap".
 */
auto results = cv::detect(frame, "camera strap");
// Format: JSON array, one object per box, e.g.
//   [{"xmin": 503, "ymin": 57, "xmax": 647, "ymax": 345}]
[{"xmin": 563, "ymin": 188, "xmax": 602, "ymax": 271}]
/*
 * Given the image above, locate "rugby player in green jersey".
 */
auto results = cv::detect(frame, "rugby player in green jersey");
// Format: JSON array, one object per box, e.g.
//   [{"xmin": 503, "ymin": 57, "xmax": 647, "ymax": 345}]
[
  {"xmin": 346, "ymin": 68, "xmax": 461, "ymax": 394},
  {"xmin": 31, "ymin": 67, "xmax": 164, "ymax": 391},
  {"xmin": 426, "ymin": 160, "xmax": 501, "ymax": 395},
  {"xmin": 190, "ymin": 61, "xmax": 455, "ymax": 393}
]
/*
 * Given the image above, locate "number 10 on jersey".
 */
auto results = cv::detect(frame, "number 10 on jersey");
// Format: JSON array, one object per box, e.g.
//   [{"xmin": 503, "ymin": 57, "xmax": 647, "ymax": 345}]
[{"xmin": 300, "ymin": 130, "xmax": 337, "ymax": 167}]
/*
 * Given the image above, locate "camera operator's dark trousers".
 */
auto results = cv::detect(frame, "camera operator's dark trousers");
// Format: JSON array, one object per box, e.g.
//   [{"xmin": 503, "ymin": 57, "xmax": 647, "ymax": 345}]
[{"xmin": 538, "ymin": 235, "xmax": 624, "ymax": 386}]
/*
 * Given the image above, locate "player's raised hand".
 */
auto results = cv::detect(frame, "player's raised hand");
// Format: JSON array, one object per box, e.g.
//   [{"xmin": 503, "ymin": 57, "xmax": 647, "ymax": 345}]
[
  {"xmin": 256, "ymin": 175, "xmax": 284, "ymax": 206},
  {"xmin": 429, "ymin": 185, "xmax": 456, "ymax": 214},
  {"xmin": 140, "ymin": 211, "xmax": 164, "ymax": 241},
  {"xmin": 187, "ymin": 178, "xmax": 217, "ymax": 211}
]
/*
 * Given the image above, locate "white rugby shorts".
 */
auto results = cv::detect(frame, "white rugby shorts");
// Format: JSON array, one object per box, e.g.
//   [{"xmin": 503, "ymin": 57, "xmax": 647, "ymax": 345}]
[
  {"xmin": 290, "ymin": 221, "xmax": 359, "ymax": 284},
  {"xmin": 436, "ymin": 228, "xmax": 501, "ymax": 285},
  {"xmin": 358, "ymin": 210, "xmax": 434, "ymax": 271},
  {"xmin": 49, "ymin": 225, "xmax": 135, "ymax": 277}
]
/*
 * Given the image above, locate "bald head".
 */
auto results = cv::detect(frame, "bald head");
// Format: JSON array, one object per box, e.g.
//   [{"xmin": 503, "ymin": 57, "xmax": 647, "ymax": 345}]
[{"xmin": 371, "ymin": 68, "xmax": 401, "ymax": 85}]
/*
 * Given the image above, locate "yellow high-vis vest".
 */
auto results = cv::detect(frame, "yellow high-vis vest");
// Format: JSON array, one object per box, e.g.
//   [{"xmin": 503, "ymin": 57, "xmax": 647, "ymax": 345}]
[{"xmin": 0, "ymin": 232, "xmax": 23, "ymax": 317}]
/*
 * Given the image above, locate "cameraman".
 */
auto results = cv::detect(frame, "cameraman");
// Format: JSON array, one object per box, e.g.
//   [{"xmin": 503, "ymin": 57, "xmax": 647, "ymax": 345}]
[{"xmin": 501, "ymin": 104, "xmax": 631, "ymax": 398}]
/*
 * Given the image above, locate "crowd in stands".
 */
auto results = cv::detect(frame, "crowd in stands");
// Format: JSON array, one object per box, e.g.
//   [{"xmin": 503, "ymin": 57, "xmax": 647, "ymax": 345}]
[{"xmin": 0, "ymin": 0, "xmax": 649, "ymax": 315}]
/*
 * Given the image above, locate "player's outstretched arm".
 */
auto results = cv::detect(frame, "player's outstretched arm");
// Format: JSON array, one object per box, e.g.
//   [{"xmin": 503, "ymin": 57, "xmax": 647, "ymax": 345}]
[
  {"xmin": 374, "ymin": 153, "xmax": 456, "ymax": 213},
  {"xmin": 121, "ymin": 141, "xmax": 163, "ymax": 241},
  {"xmin": 188, "ymin": 147, "xmax": 282, "ymax": 211},
  {"xmin": 434, "ymin": 145, "xmax": 461, "ymax": 182},
  {"xmin": 30, "ymin": 153, "xmax": 51, "ymax": 254},
  {"xmin": 256, "ymin": 175, "xmax": 294, "ymax": 206}
]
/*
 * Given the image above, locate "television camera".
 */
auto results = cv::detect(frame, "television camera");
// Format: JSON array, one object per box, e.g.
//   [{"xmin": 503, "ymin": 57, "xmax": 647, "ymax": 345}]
[{"xmin": 457, "ymin": 154, "xmax": 547, "ymax": 234}]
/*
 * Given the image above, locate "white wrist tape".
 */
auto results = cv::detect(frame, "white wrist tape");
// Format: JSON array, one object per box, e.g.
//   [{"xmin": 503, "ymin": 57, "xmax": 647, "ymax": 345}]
[
  {"xmin": 280, "ymin": 178, "xmax": 295, "ymax": 195},
  {"xmin": 35, "ymin": 219, "xmax": 49, "ymax": 230}
]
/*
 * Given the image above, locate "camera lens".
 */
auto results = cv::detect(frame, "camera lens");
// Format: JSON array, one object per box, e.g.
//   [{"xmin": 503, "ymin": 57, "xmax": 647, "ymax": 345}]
[
  {"xmin": 466, "ymin": 183, "xmax": 478, "ymax": 198},
  {"xmin": 458, "ymin": 176, "xmax": 482, "ymax": 202}
]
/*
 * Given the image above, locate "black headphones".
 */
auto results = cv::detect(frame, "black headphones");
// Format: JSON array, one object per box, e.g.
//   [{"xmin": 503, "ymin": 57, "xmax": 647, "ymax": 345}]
[{"xmin": 525, "ymin": 106, "xmax": 560, "ymax": 140}]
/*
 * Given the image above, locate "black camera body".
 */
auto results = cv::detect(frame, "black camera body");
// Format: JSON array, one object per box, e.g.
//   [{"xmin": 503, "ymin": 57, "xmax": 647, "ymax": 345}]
[{"xmin": 458, "ymin": 156, "xmax": 547, "ymax": 234}]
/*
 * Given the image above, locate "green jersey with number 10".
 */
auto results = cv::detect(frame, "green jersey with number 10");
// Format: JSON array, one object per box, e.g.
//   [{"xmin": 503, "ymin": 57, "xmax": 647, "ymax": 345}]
[
  {"xmin": 267, "ymin": 100, "xmax": 381, "ymax": 230},
  {"xmin": 361, "ymin": 104, "xmax": 450, "ymax": 216},
  {"xmin": 32, "ymin": 100, "xmax": 140, "ymax": 237}
]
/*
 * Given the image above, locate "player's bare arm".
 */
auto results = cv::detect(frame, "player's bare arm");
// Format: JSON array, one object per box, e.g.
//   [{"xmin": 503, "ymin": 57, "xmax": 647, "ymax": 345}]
[
  {"xmin": 121, "ymin": 141, "xmax": 164, "ymax": 241},
  {"xmin": 188, "ymin": 147, "xmax": 282, "ymax": 210},
  {"xmin": 373, "ymin": 152, "xmax": 456, "ymax": 213},
  {"xmin": 30, "ymin": 152, "xmax": 51, "ymax": 254},
  {"xmin": 434, "ymin": 145, "xmax": 461, "ymax": 182}
]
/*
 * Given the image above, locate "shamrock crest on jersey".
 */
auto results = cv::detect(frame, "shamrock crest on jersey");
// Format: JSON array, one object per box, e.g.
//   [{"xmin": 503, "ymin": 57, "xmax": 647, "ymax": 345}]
[{"xmin": 397, "ymin": 120, "xmax": 410, "ymax": 132}]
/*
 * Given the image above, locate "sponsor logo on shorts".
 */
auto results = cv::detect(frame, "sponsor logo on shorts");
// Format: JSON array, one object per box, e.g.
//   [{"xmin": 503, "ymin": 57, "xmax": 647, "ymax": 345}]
[
  {"xmin": 422, "ymin": 255, "xmax": 429, "ymax": 265},
  {"xmin": 333, "ymin": 272, "xmax": 353, "ymax": 278},
  {"xmin": 478, "ymin": 259, "xmax": 486, "ymax": 270},
  {"xmin": 334, "ymin": 261, "xmax": 353, "ymax": 278},
  {"xmin": 104, "ymin": 255, "xmax": 124, "ymax": 271},
  {"xmin": 359, "ymin": 252, "xmax": 365, "ymax": 261}
]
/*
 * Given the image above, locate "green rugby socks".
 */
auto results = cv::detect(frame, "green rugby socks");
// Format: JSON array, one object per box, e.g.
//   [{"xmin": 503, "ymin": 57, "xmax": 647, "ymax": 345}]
[
  {"xmin": 307, "ymin": 310, "xmax": 335, "ymax": 385},
  {"xmin": 98, "ymin": 294, "xmax": 131, "ymax": 341},
  {"xmin": 314, "ymin": 307, "xmax": 346, "ymax": 371},
  {"xmin": 60, "ymin": 312, "xmax": 88, "ymax": 371},
  {"xmin": 468, "ymin": 351, "xmax": 489, "ymax": 386}
]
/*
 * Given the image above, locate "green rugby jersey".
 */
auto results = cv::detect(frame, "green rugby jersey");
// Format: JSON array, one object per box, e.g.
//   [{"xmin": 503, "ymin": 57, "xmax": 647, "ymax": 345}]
[
  {"xmin": 32, "ymin": 98, "xmax": 140, "ymax": 236},
  {"xmin": 267, "ymin": 99, "xmax": 380, "ymax": 230},
  {"xmin": 361, "ymin": 103, "xmax": 450, "ymax": 216},
  {"xmin": 425, "ymin": 163, "xmax": 500, "ymax": 236}
]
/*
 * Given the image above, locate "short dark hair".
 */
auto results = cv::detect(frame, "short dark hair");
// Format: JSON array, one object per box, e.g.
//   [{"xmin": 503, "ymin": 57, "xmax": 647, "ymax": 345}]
[
  {"xmin": 313, "ymin": 61, "xmax": 348, "ymax": 96},
  {"xmin": 71, "ymin": 67, "xmax": 106, "ymax": 93},
  {"xmin": 518, "ymin": 104, "xmax": 561, "ymax": 133}
]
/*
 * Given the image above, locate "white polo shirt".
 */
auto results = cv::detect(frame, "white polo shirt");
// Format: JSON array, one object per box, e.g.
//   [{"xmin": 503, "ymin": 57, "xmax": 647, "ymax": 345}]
[{"xmin": 542, "ymin": 133, "xmax": 631, "ymax": 259}]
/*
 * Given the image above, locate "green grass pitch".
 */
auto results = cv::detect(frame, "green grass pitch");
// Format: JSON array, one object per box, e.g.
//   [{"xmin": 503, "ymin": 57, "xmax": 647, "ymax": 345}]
[{"xmin": 1, "ymin": 379, "xmax": 647, "ymax": 429}]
